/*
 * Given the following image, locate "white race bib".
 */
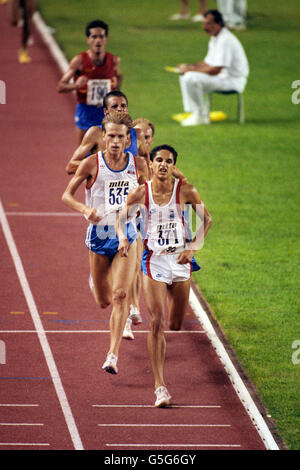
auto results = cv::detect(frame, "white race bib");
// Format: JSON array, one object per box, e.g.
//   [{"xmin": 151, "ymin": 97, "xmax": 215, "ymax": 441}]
[
  {"xmin": 105, "ymin": 180, "xmax": 130, "ymax": 213},
  {"xmin": 86, "ymin": 79, "xmax": 111, "ymax": 106},
  {"xmin": 151, "ymin": 221, "xmax": 185, "ymax": 255}
]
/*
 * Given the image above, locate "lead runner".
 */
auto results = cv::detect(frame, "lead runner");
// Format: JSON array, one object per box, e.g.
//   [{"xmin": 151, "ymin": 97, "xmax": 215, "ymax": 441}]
[{"xmin": 117, "ymin": 144, "xmax": 212, "ymax": 407}]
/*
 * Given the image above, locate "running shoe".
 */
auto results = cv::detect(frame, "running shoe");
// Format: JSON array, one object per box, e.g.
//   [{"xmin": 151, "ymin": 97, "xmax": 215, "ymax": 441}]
[
  {"xmin": 129, "ymin": 305, "xmax": 142, "ymax": 325},
  {"xmin": 102, "ymin": 353, "xmax": 118, "ymax": 374},
  {"xmin": 192, "ymin": 14, "xmax": 204, "ymax": 22},
  {"xmin": 154, "ymin": 386, "xmax": 172, "ymax": 407},
  {"xmin": 169, "ymin": 13, "xmax": 190, "ymax": 20},
  {"xmin": 18, "ymin": 49, "xmax": 31, "ymax": 64},
  {"xmin": 123, "ymin": 318, "xmax": 134, "ymax": 340}
]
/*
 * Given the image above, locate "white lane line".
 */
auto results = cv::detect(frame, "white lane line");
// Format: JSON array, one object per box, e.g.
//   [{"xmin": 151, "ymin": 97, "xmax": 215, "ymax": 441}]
[
  {"xmin": 106, "ymin": 443, "xmax": 241, "ymax": 448},
  {"xmin": 0, "ymin": 404, "xmax": 39, "ymax": 407},
  {"xmin": 0, "ymin": 199, "xmax": 84, "ymax": 451},
  {"xmin": 33, "ymin": 11, "xmax": 69, "ymax": 74},
  {"xmin": 93, "ymin": 404, "xmax": 221, "ymax": 409},
  {"xmin": 0, "ymin": 443, "xmax": 50, "ymax": 446},
  {"xmin": 189, "ymin": 287, "xmax": 279, "ymax": 451},
  {"xmin": 0, "ymin": 423, "xmax": 44, "ymax": 426},
  {"xmin": 98, "ymin": 423, "xmax": 230, "ymax": 427}
]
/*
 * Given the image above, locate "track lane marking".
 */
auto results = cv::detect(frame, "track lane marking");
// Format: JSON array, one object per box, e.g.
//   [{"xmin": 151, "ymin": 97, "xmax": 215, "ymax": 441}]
[
  {"xmin": 0, "ymin": 404, "xmax": 39, "ymax": 407},
  {"xmin": 106, "ymin": 443, "xmax": 241, "ymax": 448},
  {"xmin": 0, "ymin": 443, "xmax": 50, "ymax": 446},
  {"xmin": 98, "ymin": 423, "xmax": 230, "ymax": 427},
  {"xmin": 93, "ymin": 404, "xmax": 221, "ymax": 408},
  {"xmin": 0, "ymin": 199, "xmax": 84, "ymax": 450},
  {"xmin": 0, "ymin": 423, "xmax": 44, "ymax": 426}
]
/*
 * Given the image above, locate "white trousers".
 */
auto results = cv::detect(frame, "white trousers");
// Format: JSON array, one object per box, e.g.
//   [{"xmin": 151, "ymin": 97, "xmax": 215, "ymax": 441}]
[
  {"xmin": 179, "ymin": 71, "xmax": 246, "ymax": 118},
  {"xmin": 217, "ymin": 0, "xmax": 247, "ymax": 26}
]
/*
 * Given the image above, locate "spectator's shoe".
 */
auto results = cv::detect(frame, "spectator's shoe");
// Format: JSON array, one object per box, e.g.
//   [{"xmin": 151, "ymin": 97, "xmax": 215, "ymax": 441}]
[
  {"xmin": 227, "ymin": 23, "xmax": 246, "ymax": 30},
  {"xmin": 169, "ymin": 13, "xmax": 190, "ymax": 20},
  {"xmin": 154, "ymin": 386, "xmax": 172, "ymax": 407},
  {"xmin": 129, "ymin": 305, "xmax": 142, "ymax": 325},
  {"xmin": 192, "ymin": 14, "xmax": 204, "ymax": 22},
  {"xmin": 18, "ymin": 49, "xmax": 32, "ymax": 64},
  {"xmin": 181, "ymin": 111, "xmax": 210, "ymax": 126},
  {"xmin": 123, "ymin": 318, "xmax": 134, "ymax": 340},
  {"xmin": 102, "ymin": 353, "xmax": 118, "ymax": 374}
]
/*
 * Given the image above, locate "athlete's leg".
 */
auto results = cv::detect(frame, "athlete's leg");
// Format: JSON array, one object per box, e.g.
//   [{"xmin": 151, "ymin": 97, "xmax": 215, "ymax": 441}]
[
  {"xmin": 9, "ymin": 0, "xmax": 20, "ymax": 26},
  {"xmin": 89, "ymin": 250, "xmax": 112, "ymax": 308},
  {"xmin": 130, "ymin": 237, "xmax": 143, "ymax": 323},
  {"xmin": 142, "ymin": 273, "xmax": 167, "ymax": 390},
  {"xmin": 167, "ymin": 278, "xmax": 191, "ymax": 330},
  {"xmin": 107, "ymin": 241, "xmax": 137, "ymax": 358},
  {"xmin": 76, "ymin": 127, "xmax": 86, "ymax": 145}
]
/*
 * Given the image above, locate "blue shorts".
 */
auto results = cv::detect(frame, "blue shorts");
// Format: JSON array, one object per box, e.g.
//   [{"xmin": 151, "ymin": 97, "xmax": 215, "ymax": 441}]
[
  {"xmin": 85, "ymin": 223, "xmax": 137, "ymax": 259},
  {"xmin": 74, "ymin": 103, "xmax": 105, "ymax": 130}
]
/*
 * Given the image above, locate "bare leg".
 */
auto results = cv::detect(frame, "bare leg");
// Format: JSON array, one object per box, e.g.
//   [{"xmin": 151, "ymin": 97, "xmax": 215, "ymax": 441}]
[
  {"xmin": 167, "ymin": 279, "xmax": 190, "ymax": 330},
  {"xmin": 198, "ymin": 0, "xmax": 206, "ymax": 14},
  {"xmin": 89, "ymin": 250, "xmax": 112, "ymax": 308},
  {"xmin": 107, "ymin": 241, "xmax": 137, "ymax": 357},
  {"xmin": 180, "ymin": 0, "xmax": 189, "ymax": 15},
  {"xmin": 142, "ymin": 273, "xmax": 167, "ymax": 389}
]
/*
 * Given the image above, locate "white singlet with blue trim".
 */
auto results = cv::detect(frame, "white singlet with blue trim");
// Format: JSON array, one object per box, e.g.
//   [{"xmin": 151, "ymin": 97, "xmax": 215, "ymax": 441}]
[{"xmin": 85, "ymin": 151, "xmax": 138, "ymax": 257}]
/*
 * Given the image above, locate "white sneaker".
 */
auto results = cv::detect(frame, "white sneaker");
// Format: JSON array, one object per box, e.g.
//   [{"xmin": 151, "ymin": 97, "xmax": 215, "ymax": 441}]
[
  {"xmin": 192, "ymin": 14, "xmax": 204, "ymax": 22},
  {"xmin": 169, "ymin": 13, "xmax": 190, "ymax": 20},
  {"xmin": 129, "ymin": 305, "xmax": 142, "ymax": 325},
  {"xmin": 181, "ymin": 111, "xmax": 210, "ymax": 126},
  {"xmin": 123, "ymin": 318, "xmax": 134, "ymax": 340},
  {"xmin": 154, "ymin": 386, "xmax": 172, "ymax": 407},
  {"xmin": 227, "ymin": 23, "xmax": 246, "ymax": 31},
  {"xmin": 102, "ymin": 353, "xmax": 118, "ymax": 374}
]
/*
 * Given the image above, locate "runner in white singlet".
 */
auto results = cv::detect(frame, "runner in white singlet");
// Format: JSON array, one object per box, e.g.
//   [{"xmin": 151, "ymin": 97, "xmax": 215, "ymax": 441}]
[
  {"xmin": 117, "ymin": 144, "xmax": 212, "ymax": 407},
  {"xmin": 62, "ymin": 112, "xmax": 148, "ymax": 376}
]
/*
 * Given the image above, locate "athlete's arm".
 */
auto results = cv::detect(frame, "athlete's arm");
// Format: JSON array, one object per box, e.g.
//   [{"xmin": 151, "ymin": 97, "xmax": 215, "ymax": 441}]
[
  {"xmin": 65, "ymin": 126, "xmax": 104, "ymax": 174},
  {"xmin": 62, "ymin": 155, "xmax": 101, "ymax": 224},
  {"xmin": 112, "ymin": 55, "xmax": 123, "ymax": 90},
  {"xmin": 172, "ymin": 166, "xmax": 188, "ymax": 183},
  {"xmin": 117, "ymin": 185, "xmax": 145, "ymax": 257},
  {"xmin": 177, "ymin": 183, "xmax": 212, "ymax": 264},
  {"xmin": 56, "ymin": 55, "xmax": 87, "ymax": 93},
  {"xmin": 135, "ymin": 156, "xmax": 149, "ymax": 185}
]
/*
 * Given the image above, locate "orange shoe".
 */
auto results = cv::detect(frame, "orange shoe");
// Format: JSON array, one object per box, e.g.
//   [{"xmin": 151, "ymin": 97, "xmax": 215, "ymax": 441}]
[{"xmin": 18, "ymin": 49, "xmax": 32, "ymax": 64}]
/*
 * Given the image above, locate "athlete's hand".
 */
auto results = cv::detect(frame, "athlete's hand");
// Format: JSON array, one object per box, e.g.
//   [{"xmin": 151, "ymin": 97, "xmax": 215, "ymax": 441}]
[
  {"xmin": 83, "ymin": 207, "xmax": 102, "ymax": 225},
  {"xmin": 118, "ymin": 239, "xmax": 130, "ymax": 257},
  {"xmin": 177, "ymin": 249, "xmax": 195, "ymax": 264},
  {"xmin": 75, "ymin": 75, "xmax": 88, "ymax": 89}
]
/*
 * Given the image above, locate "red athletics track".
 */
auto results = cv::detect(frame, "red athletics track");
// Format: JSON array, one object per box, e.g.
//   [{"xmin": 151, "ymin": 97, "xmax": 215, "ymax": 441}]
[{"xmin": 0, "ymin": 5, "xmax": 273, "ymax": 451}]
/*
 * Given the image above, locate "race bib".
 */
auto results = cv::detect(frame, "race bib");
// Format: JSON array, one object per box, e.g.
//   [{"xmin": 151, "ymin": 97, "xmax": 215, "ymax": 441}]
[
  {"xmin": 105, "ymin": 180, "xmax": 130, "ymax": 213},
  {"xmin": 152, "ymin": 221, "xmax": 185, "ymax": 255},
  {"xmin": 86, "ymin": 79, "xmax": 111, "ymax": 106}
]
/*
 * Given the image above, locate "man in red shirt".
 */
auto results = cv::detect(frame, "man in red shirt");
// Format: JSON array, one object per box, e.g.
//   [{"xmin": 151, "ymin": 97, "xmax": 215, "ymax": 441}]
[{"xmin": 57, "ymin": 20, "xmax": 123, "ymax": 143}]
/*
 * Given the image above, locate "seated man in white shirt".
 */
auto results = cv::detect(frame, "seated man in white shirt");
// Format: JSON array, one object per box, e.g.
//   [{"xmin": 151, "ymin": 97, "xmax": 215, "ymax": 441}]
[{"xmin": 177, "ymin": 9, "xmax": 249, "ymax": 126}]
